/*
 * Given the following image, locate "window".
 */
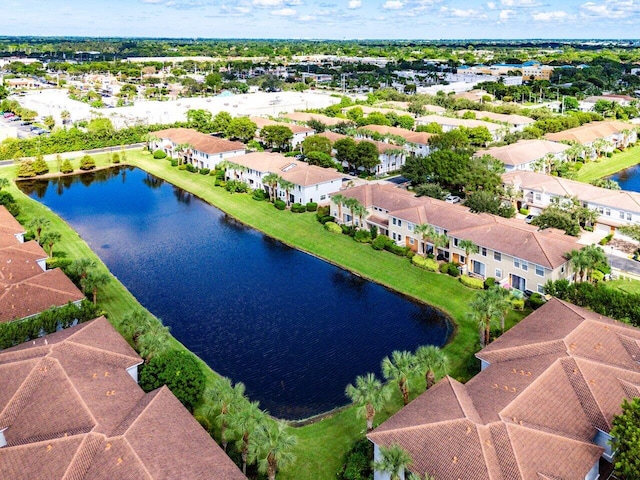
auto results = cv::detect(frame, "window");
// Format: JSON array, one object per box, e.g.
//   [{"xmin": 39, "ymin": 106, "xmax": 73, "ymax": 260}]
[
  {"xmin": 398, "ymin": 219, "xmax": 402, "ymax": 227},
  {"xmin": 494, "ymin": 251, "xmax": 502, "ymax": 262},
  {"xmin": 320, "ymin": 195, "xmax": 326, "ymax": 200},
  {"xmin": 409, "ymin": 238, "xmax": 415, "ymax": 245},
  {"xmin": 495, "ymin": 268, "xmax": 502, "ymax": 279},
  {"xmin": 514, "ymin": 258, "xmax": 520, "ymax": 268},
  {"xmin": 392, "ymin": 232, "xmax": 396, "ymax": 240},
  {"xmin": 620, "ymin": 211, "xmax": 626, "ymax": 220},
  {"xmin": 605, "ymin": 208, "xmax": 611, "ymax": 216},
  {"xmin": 453, "ymin": 238, "xmax": 459, "ymax": 247},
  {"xmin": 521, "ymin": 261, "xmax": 528, "ymax": 271},
  {"xmin": 535, "ymin": 193, "xmax": 542, "ymax": 201},
  {"xmin": 408, "ymin": 223, "xmax": 414, "ymax": 232},
  {"xmin": 628, "ymin": 213, "xmax": 632, "ymax": 221},
  {"xmin": 537, "ymin": 284, "xmax": 545, "ymax": 294},
  {"xmin": 460, "ymin": 255, "xmax": 465, "ymax": 264},
  {"xmin": 535, "ymin": 265, "xmax": 544, "ymax": 276},
  {"xmin": 392, "ymin": 218, "xmax": 397, "ymax": 226},
  {"xmin": 481, "ymin": 247, "xmax": 487, "ymax": 257}
]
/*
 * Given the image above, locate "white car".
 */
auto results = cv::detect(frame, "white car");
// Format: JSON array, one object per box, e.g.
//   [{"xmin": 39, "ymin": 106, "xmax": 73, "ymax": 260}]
[
  {"xmin": 525, "ymin": 214, "xmax": 537, "ymax": 224},
  {"xmin": 445, "ymin": 195, "xmax": 461, "ymax": 204}
]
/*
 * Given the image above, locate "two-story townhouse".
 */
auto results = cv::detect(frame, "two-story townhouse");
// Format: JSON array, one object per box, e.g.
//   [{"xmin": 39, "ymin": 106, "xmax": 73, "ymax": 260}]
[
  {"xmin": 545, "ymin": 121, "xmax": 637, "ymax": 156},
  {"xmin": 356, "ymin": 125, "xmax": 432, "ymax": 157},
  {"xmin": 457, "ymin": 110, "xmax": 535, "ymax": 132},
  {"xmin": 225, "ymin": 151, "xmax": 343, "ymax": 205},
  {"xmin": 153, "ymin": 128, "xmax": 246, "ymax": 170},
  {"xmin": 477, "ymin": 139, "xmax": 569, "ymax": 172},
  {"xmin": 250, "ymin": 116, "xmax": 315, "ymax": 148},
  {"xmin": 504, "ymin": 170, "xmax": 640, "ymax": 234},
  {"xmin": 414, "ymin": 115, "xmax": 506, "ymax": 141}
]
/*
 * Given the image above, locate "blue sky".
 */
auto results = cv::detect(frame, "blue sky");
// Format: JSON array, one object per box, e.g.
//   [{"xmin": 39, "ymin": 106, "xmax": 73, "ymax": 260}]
[{"xmin": 1, "ymin": 0, "xmax": 639, "ymax": 39}]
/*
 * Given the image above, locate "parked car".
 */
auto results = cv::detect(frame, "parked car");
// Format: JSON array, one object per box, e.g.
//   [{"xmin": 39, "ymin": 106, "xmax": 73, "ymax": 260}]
[
  {"xmin": 3, "ymin": 112, "xmax": 15, "ymax": 118},
  {"xmin": 525, "ymin": 214, "xmax": 537, "ymax": 224},
  {"xmin": 445, "ymin": 195, "xmax": 461, "ymax": 204}
]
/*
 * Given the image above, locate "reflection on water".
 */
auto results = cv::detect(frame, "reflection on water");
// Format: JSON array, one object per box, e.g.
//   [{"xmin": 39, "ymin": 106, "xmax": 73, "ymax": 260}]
[
  {"xmin": 609, "ymin": 164, "xmax": 640, "ymax": 192},
  {"xmin": 19, "ymin": 167, "xmax": 451, "ymax": 419}
]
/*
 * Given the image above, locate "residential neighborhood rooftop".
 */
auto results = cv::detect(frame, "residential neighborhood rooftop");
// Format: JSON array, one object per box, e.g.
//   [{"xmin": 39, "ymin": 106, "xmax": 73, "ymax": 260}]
[
  {"xmin": 153, "ymin": 127, "xmax": 246, "ymax": 155},
  {"xmin": 478, "ymin": 139, "xmax": 570, "ymax": 167},
  {"xmin": 544, "ymin": 120, "xmax": 634, "ymax": 145},
  {"xmin": 281, "ymin": 111, "xmax": 348, "ymax": 127},
  {"xmin": 357, "ymin": 125, "xmax": 433, "ymax": 145},
  {"xmin": 249, "ymin": 116, "xmax": 314, "ymax": 134}
]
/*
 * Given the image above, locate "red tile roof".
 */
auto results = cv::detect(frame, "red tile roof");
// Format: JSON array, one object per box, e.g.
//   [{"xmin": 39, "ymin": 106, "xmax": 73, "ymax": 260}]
[
  {"xmin": 153, "ymin": 128, "xmax": 246, "ymax": 155},
  {"xmin": 369, "ymin": 298, "xmax": 640, "ymax": 479}
]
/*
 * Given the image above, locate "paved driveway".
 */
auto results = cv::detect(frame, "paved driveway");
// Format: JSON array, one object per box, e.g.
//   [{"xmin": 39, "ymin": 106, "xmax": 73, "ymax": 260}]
[{"xmin": 608, "ymin": 254, "xmax": 640, "ymax": 276}]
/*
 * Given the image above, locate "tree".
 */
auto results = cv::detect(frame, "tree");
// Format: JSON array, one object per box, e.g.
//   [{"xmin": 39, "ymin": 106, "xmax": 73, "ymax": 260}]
[
  {"xmin": 469, "ymin": 289, "xmax": 502, "ymax": 347},
  {"xmin": 619, "ymin": 224, "xmax": 640, "ymax": 242},
  {"xmin": 381, "ymin": 350, "xmax": 416, "ymax": 406},
  {"xmin": 79, "ymin": 155, "xmax": 96, "ymax": 170},
  {"xmin": 186, "ymin": 109, "xmax": 213, "ymax": 132},
  {"xmin": 60, "ymin": 109, "xmax": 70, "ymax": 125},
  {"xmin": 228, "ymin": 400, "xmax": 265, "ymax": 475},
  {"xmin": 140, "ymin": 349, "xmax": 205, "ymax": 412},
  {"xmin": 465, "ymin": 190, "xmax": 515, "ymax": 218},
  {"xmin": 28, "ymin": 216, "xmax": 50, "ymax": 243},
  {"xmin": 610, "ymin": 397, "xmax": 640, "ymax": 479},
  {"xmin": 487, "ymin": 285, "xmax": 512, "ymax": 332},
  {"xmin": 373, "ymin": 443, "xmax": 412, "ymax": 480},
  {"xmin": 32, "ymin": 155, "xmax": 49, "ymax": 175},
  {"xmin": 301, "ymin": 135, "xmax": 332, "ymax": 155},
  {"xmin": 305, "ymin": 151, "xmax": 337, "ymax": 169},
  {"xmin": 334, "ymin": 137, "xmax": 359, "ymax": 172},
  {"xmin": 60, "ymin": 159, "xmax": 74, "ymax": 174},
  {"xmin": 350, "ymin": 201, "xmax": 368, "ymax": 228},
  {"xmin": 68, "ymin": 258, "xmax": 97, "ymax": 284},
  {"xmin": 262, "ymin": 125, "xmax": 294, "ymax": 151},
  {"xmin": 80, "ymin": 269, "xmax": 110, "ymax": 305},
  {"xmin": 414, "ymin": 183, "xmax": 449, "ymax": 200},
  {"xmin": 43, "ymin": 115, "xmax": 55, "ymax": 130},
  {"xmin": 137, "ymin": 320, "xmax": 171, "ymax": 361},
  {"xmin": 263, "ymin": 173, "xmax": 281, "ymax": 203},
  {"xmin": 202, "ymin": 377, "xmax": 247, "ymax": 451},
  {"xmin": 40, "ymin": 230, "xmax": 61, "ymax": 256},
  {"xmin": 226, "ymin": 117, "xmax": 257, "ymax": 143},
  {"xmin": 278, "ymin": 179, "xmax": 295, "ymax": 206},
  {"xmin": 458, "ymin": 239, "xmax": 479, "ymax": 273},
  {"xmin": 414, "ymin": 224, "xmax": 447, "ymax": 257},
  {"xmin": 212, "ymin": 111, "xmax": 232, "ymax": 133},
  {"xmin": 345, "ymin": 373, "xmax": 390, "ymax": 432},
  {"xmin": 591, "ymin": 178, "xmax": 620, "ymax": 190},
  {"xmin": 87, "ymin": 117, "xmax": 114, "ymax": 136},
  {"xmin": 354, "ymin": 141, "xmax": 380, "ymax": 174},
  {"xmin": 415, "ymin": 345, "xmax": 448, "ymax": 389},
  {"xmin": 428, "ymin": 129, "xmax": 471, "ymax": 151},
  {"xmin": 248, "ymin": 420, "xmax": 297, "ymax": 480},
  {"xmin": 332, "ymin": 193, "xmax": 346, "ymax": 223},
  {"xmin": 566, "ymin": 245, "xmax": 607, "ymax": 283},
  {"xmin": 205, "ymin": 72, "xmax": 223, "ymax": 93},
  {"xmin": 0, "ymin": 177, "xmax": 9, "ymax": 191},
  {"xmin": 17, "ymin": 160, "xmax": 36, "ymax": 178}
]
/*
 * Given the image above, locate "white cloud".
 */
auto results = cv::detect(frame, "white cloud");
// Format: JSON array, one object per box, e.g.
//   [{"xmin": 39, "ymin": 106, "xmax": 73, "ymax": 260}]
[
  {"xmin": 499, "ymin": 8, "xmax": 515, "ymax": 19},
  {"xmin": 270, "ymin": 7, "xmax": 297, "ymax": 15},
  {"xmin": 580, "ymin": 0, "xmax": 637, "ymax": 19},
  {"xmin": 532, "ymin": 10, "xmax": 569, "ymax": 20},
  {"xmin": 486, "ymin": 1, "xmax": 496, "ymax": 8},
  {"xmin": 439, "ymin": 6, "xmax": 484, "ymax": 17},
  {"xmin": 382, "ymin": 0, "xmax": 405, "ymax": 9},
  {"xmin": 348, "ymin": 0, "xmax": 362, "ymax": 8},
  {"xmin": 253, "ymin": 0, "xmax": 283, "ymax": 6},
  {"xmin": 220, "ymin": 4, "xmax": 252, "ymax": 15},
  {"xmin": 501, "ymin": 0, "xmax": 541, "ymax": 6},
  {"xmin": 298, "ymin": 14, "xmax": 314, "ymax": 20}
]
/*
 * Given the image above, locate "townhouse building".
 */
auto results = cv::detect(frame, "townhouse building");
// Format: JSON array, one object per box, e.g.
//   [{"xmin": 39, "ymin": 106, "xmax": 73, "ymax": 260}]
[
  {"xmin": 477, "ymin": 139, "xmax": 569, "ymax": 172},
  {"xmin": 415, "ymin": 114, "xmax": 506, "ymax": 141},
  {"xmin": 544, "ymin": 121, "xmax": 637, "ymax": 156},
  {"xmin": 356, "ymin": 125, "xmax": 432, "ymax": 157}
]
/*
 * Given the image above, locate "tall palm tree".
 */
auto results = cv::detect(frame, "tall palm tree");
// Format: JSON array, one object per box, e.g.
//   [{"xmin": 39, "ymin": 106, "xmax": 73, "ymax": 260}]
[
  {"xmin": 0, "ymin": 177, "xmax": 9, "ymax": 191},
  {"xmin": 458, "ymin": 239, "xmax": 479, "ymax": 274},
  {"xmin": 203, "ymin": 378, "xmax": 246, "ymax": 451},
  {"xmin": 351, "ymin": 202, "xmax": 368, "ymax": 229},
  {"xmin": 332, "ymin": 193, "xmax": 346, "ymax": 223},
  {"xmin": 278, "ymin": 179, "xmax": 295, "ymax": 206},
  {"xmin": 174, "ymin": 142, "xmax": 192, "ymax": 165},
  {"xmin": 469, "ymin": 289, "xmax": 500, "ymax": 348},
  {"xmin": 80, "ymin": 269, "xmax": 110, "ymax": 305},
  {"xmin": 39, "ymin": 230, "xmax": 61, "ymax": 256},
  {"xmin": 345, "ymin": 373, "xmax": 390, "ymax": 432},
  {"xmin": 228, "ymin": 400, "xmax": 265, "ymax": 475},
  {"xmin": 373, "ymin": 443, "xmax": 412, "ymax": 480},
  {"xmin": 119, "ymin": 309, "xmax": 153, "ymax": 347},
  {"xmin": 69, "ymin": 258, "xmax": 97, "ymax": 282},
  {"xmin": 137, "ymin": 321, "xmax": 171, "ymax": 361},
  {"xmin": 381, "ymin": 350, "xmax": 416, "ymax": 406},
  {"xmin": 566, "ymin": 248, "xmax": 590, "ymax": 283},
  {"xmin": 486, "ymin": 286, "xmax": 512, "ymax": 332},
  {"xmin": 414, "ymin": 345, "xmax": 448, "ymax": 390},
  {"xmin": 248, "ymin": 419, "xmax": 297, "ymax": 480},
  {"xmin": 263, "ymin": 173, "xmax": 281, "ymax": 203},
  {"xmin": 28, "ymin": 216, "xmax": 50, "ymax": 244}
]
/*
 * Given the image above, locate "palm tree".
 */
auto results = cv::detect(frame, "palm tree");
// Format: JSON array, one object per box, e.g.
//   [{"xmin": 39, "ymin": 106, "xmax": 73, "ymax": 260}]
[
  {"xmin": 469, "ymin": 289, "xmax": 501, "ymax": 348},
  {"xmin": 80, "ymin": 269, "xmax": 110, "ymax": 305},
  {"xmin": 60, "ymin": 109, "xmax": 70, "ymax": 125},
  {"xmin": 373, "ymin": 443, "xmax": 412, "ymax": 480},
  {"xmin": 174, "ymin": 142, "xmax": 192, "ymax": 165},
  {"xmin": 572, "ymin": 244, "xmax": 607, "ymax": 283},
  {"xmin": 263, "ymin": 173, "xmax": 281, "ymax": 203},
  {"xmin": 248, "ymin": 419, "xmax": 297, "ymax": 480},
  {"xmin": 39, "ymin": 230, "xmax": 61, "ymax": 256},
  {"xmin": 458, "ymin": 239, "xmax": 479, "ymax": 274},
  {"xmin": 228, "ymin": 400, "xmax": 265, "ymax": 475},
  {"xmin": 486, "ymin": 286, "xmax": 512, "ymax": 332},
  {"xmin": 0, "ymin": 177, "xmax": 9, "ymax": 191},
  {"xmin": 69, "ymin": 258, "xmax": 97, "ymax": 283},
  {"xmin": 203, "ymin": 377, "xmax": 247, "ymax": 451},
  {"xmin": 567, "ymin": 248, "xmax": 590, "ymax": 283},
  {"xmin": 381, "ymin": 350, "xmax": 416, "ymax": 406},
  {"xmin": 351, "ymin": 202, "xmax": 368, "ymax": 229},
  {"xmin": 345, "ymin": 373, "xmax": 390, "ymax": 432},
  {"xmin": 119, "ymin": 309, "xmax": 152, "ymax": 347},
  {"xmin": 332, "ymin": 193, "xmax": 346, "ymax": 223},
  {"xmin": 414, "ymin": 345, "xmax": 447, "ymax": 390},
  {"xmin": 278, "ymin": 179, "xmax": 295, "ymax": 206},
  {"xmin": 137, "ymin": 321, "xmax": 171, "ymax": 361},
  {"xmin": 28, "ymin": 216, "xmax": 50, "ymax": 244}
]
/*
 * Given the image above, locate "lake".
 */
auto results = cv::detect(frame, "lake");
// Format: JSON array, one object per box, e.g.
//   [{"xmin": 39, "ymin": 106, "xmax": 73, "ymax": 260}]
[
  {"xmin": 20, "ymin": 167, "xmax": 451, "ymax": 419},
  {"xmin": 608, "ymin": 164, "xmax": 640, "ymax": 192}
]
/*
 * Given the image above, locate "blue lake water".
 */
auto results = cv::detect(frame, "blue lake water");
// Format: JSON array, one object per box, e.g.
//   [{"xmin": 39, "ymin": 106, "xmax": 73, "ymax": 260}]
[
  {"xmin": 20, "ymin": 167, "xmax": 451, "ymax": 419},
  {"xmin": 608, "ymin": 164, "xmax": 640, "ymax": 192}
]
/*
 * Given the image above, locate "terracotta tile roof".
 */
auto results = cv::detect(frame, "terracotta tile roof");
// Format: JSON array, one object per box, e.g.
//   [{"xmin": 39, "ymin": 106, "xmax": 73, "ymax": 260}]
[
  {"xmin": 153, "ymin": 128, "xmax": 246, "ymax": 155},
  {"xmin": 249, "ymin": 116, "xmax": 314, "ymax": 134},
  {"xmin": 416, "ymin": 114, "xmax": 503, "ymax": 132},
  {"xmin": 368, "ymin": 299, "xmax": 638, "ymax": 479},
  {"xmin": 479, "ymin": 140, "xmax": 569, "ymax": 167},
  {"xmin": 0, "ymin": 318, "xmax": 246, "ymax": 480},
  {"xmin": 0, "ymin": 206, "xmax": 26, "ymax": 247},
  {"xmin": 458, "ymin": 110, "xmax": 535, "ymax": 126},
  {"xmin": 357, "ymin": 125, "xmax": 433, "ymax": 145},
  {"xmin": 340, "ymin": 184, "xmax": 424, "ymax": 212},
  {"xmin": 317, "ymin": 131, "xmax": 347, "ymax": 143},
  {"xmin": 503, "ymin": 170, "xmax": 640, "ymax": 213},
  {"xmin": 281, "ymin": 112, "xmax": 349, "ymax": 126},
  {"xmin": 317, "ymin": 131, "xmax": 399, "ymax": 154},
  {"xmin": 544, "ymin": 121, "xmax": 633, "ymax": 145}
]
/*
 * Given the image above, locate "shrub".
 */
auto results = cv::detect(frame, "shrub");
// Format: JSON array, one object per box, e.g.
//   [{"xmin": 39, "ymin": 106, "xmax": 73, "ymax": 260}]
[
  {"xmin": 316, "ymin": 205, "xmax": 330, "ymax": 219},
  {"xmin": 460, "ymin": 275, "xmax": 485, "ymax": 289},
  {"xmin": 60, "ymin": 159, "xmax": 74, "ymax": 173},
  {"xmin": 386, "ymin": 243, "xmax": 409, "ymax": 256},
  {"xmin": 306, "ymin": 202, "xmax": 318, "ymax": 212},
  {"xmin": 215, "ymin": 169, "xmax": 225, "ymax": 180},
  {"xmin": 519, "ymin": 208, "xmax": 529, "ymax": 215},
  {"xmin": 291, "ymin": 203, "xmax": 306, "ymax": 213},
  {"xmin": 354, "ymin": 229, "xmax": 372, "ymax": 243},
  {"xmin": 440, "ymin": 262, "xmax": 460, "ymax": 277},
  {"xmin": 79, "ymin": 155, "xmax": 96, "ymax": 171},
  {"xmin": 324, "ymin": 221, "xmax": 342, "ymax": 234},
  {"xmin": 185, "ymin": 163, "xmax": 197, "ymax": 173},
  {"xmin": 17, "ymin": 160, "xmax": 36, "ymax": 178},
  {"xmin": 599, "ymin": 234, "xmax": 613, "ymax": 246},
  {"xmin": 527, "ymin": 293, "xmax": 546, "ymax": 310},
  {"xmin": 511, "ymin": 299, "xmax": 525, "ymax": 310},
  {"xmin": 153, "ymin": 149, "xmax": 167, "ymax": 159},
  {"xmin": 111, "ymin": 152, "xmax": 121, "ymax": 164},
  {"xmin": 338, "ymin": 437, "xmax": 373, "ymax": 480},
  {"xmin": 225, "ymin": 179, "xmax": 249, "ymax": 193},
  {"xmin": 178, "ymin": 164, "xmax": 187, "ymax": 170},
  {"xmin": 412, "ymin": 255, "xmax": 439, "ymax": 272},
  {"xmin": 369, "ymin": 225, "xmax": 378, "ymax": 240},
  {"xmin": 319, "ymin": 215, "xmax": 334, "ymax": 224},
  {"xmin": 341, "ymin": 224, "xmax": 356, "ymax": 236},
  {"xmin": 0, "ymin": 191, "xmax": 20, "ymax": 216},
  {"xmin": 32, "ymin": 156, "xmax": 49, "ymax": 175},
  {"xmin": 484, "ymin": 277, "xmax": 496, "ymax": 289},
  {"xmin": 274, "ymin": 199, "xmax": 286, "ymax": 210},
  {"xmin": 199, "ymin": 168, "xmax": 210, "ymax": 175},
  {"xmin": 372, "ymin": 235, "xmax": 393, "ymax": 251},
  {"xmin": 170, "ymin": 159, "xmax": 179, "ymax": 167},
  {"xmin": 139, "ymin": 350, "xmax": 205, "ymax": 413},
  {"xmin": 252, "ymin": 189, "xmax": 267, "ymax": 201}
]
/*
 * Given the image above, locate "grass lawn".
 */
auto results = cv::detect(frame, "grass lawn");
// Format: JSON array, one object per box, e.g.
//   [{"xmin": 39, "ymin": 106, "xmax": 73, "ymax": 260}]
[
  {"xmin": 573, "ymin": 145, "xmax": 640, "ymax": 183},
  {"xmin": 605, "ymin": 278, "xmax": 640, "ymax": 295},
  {"xmin": 2, "ymin": 151, "xmax": 529, "ymax": 480}
]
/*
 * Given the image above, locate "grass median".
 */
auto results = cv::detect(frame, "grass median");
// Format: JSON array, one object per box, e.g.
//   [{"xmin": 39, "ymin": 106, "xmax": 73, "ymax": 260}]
[{"xmin": 4, "ymin": 150, "xmax": 527, "ymax": 480}]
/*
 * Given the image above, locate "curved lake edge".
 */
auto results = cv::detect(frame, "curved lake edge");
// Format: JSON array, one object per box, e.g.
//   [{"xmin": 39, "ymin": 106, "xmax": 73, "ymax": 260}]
[{"xmin": 17, "ymin": 162, "xmax": 457, "ymax": 417}]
